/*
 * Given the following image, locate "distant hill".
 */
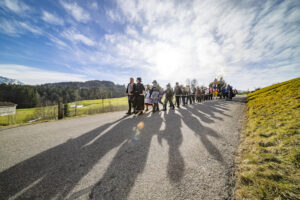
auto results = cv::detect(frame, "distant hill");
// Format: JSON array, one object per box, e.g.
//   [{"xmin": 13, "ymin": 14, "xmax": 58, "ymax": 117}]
[
  {"xmin": 0, "ymin": 76, "xmax": 24, "ymax": 85},
  {"xmin": 42, "ymin": 80, "xmax": 118, "ymax": 88},
  {"xmin": 0, "ymin": 80, "xmax": 126, "ymax": 108}
]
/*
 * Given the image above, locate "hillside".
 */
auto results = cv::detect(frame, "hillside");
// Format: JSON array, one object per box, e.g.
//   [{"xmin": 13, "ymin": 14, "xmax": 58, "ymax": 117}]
[
  {"xmin": 0, "ymin": 80, "xmax": 126, "ymax": 108},
  {"xmin": 0, "ymin": 76, "xmax": 23, "ymax": 85},
  {"xmin": 235, "ymin": 78, "xmax": 300, "ymax": 199}
]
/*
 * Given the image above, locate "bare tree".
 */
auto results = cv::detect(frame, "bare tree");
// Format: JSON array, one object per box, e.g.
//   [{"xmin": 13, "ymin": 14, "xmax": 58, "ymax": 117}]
[{"xmin": 191, "ymin": 78, "xmax": 198, "ymax": 86}]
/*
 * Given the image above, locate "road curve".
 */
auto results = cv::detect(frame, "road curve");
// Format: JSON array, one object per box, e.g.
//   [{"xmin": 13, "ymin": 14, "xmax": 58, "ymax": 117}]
[{"xmin": 0, "ymin": 96, "xmax": 246, "ymax": 200}]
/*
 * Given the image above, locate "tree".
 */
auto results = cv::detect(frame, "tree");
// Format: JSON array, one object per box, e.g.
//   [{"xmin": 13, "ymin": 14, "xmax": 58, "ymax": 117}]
[{"xmin": 191, "ymin": 78, "xmax": 198, "ymax": 86}]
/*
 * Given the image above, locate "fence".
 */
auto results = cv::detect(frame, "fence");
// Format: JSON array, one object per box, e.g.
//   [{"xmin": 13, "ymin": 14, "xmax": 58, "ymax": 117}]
[{"xmin": 0, "ymin": 97, "xmax": 128, "ymax": 126}]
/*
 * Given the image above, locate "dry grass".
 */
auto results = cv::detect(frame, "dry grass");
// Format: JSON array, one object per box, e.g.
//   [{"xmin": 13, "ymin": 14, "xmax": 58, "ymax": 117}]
[{"xmin": 235, "ymin": 77, "xmax": 300, "ymax": 199}]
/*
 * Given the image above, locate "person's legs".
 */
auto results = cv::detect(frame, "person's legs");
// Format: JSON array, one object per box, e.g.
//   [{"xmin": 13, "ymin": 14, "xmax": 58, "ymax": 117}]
[
  {"xmin": 163, "ymin": 98, "xmax": 167, "ymax": 111},
  {"xmin": 176, "ymin": 96, "xmax": 180, "ymax": 108},
  {"xmin": 127, "ymin": 98, "xmax": 131, "ymax": 114},
  {"xmin": 182, "ymin": 96, "xmax": 185, "ymax": 106},
  {"xmin": 169, "ymin": 99, "xmax": 175, "ymax": 109},
  {"xmin": 159, "ymin": 98, "xmax": 163, "ymax": 105}
]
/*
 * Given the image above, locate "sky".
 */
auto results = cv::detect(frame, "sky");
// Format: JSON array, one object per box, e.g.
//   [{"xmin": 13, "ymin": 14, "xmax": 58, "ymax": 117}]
[{"xmin": 0, "ymin": 0, "xmax": 299, "ymax": 90}]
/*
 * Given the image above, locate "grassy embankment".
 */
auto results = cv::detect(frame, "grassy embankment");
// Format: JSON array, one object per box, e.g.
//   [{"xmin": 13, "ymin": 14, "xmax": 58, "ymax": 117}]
[
  {"xmin": 0, "ymin": 97, "xmax": 127, "ymax": 127},
  {"xmin": 235, "ymin": 78, "xmax": 300, "ymax": 199}
]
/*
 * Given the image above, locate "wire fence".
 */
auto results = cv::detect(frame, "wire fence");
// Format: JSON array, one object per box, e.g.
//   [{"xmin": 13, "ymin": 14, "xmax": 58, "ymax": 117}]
[{"xmin": 0, "ymin": 98, "xmax": 128, "ymax": 126}]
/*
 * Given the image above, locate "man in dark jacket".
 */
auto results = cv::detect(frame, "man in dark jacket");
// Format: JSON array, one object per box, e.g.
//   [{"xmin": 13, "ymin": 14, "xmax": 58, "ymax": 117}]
[
  {"xmin": 125, "ymin": 77, "xmax": 135, "ymax": 115},
  {"xmin": 174, "ymin": 82, "xmax": 182, "ymax": 108},
  {"xmin": 134, "ymin": 77, "xmax": 145, "ymax": 115}
]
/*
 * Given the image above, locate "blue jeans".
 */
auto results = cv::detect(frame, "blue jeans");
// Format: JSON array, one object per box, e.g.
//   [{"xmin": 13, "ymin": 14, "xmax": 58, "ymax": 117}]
[{"xmin": 182, "ymin": 96, "xmax": 186, "ymax": 105}]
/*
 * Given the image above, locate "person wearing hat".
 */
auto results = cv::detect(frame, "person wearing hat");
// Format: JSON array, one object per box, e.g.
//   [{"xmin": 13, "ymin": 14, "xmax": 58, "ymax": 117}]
[
  {"xmin": 163, "ymin": 83, "xmax": 175, "ymax": 111},
  {"xmin": 174, "ymin": 82, "xmax": 182, "ymax": 108},
  {"xmin": 134, "ymin": 77, "xmax": 145, "ymax": 115},
  {"xmin": 125, "ymin": 77, "xmax": 136, "ymax": 115},
  {"xmin": 150, "ymin": 80, "xmax": 160, "ymax": 112}
]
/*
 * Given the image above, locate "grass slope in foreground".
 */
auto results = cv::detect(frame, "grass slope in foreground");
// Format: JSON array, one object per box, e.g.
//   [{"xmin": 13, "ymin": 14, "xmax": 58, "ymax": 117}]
[{"xmin": 235, "ymin": 78, "xmax": 300, "ymax": 199}]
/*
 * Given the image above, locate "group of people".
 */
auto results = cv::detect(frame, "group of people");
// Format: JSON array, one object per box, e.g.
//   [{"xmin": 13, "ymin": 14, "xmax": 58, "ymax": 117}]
[{"xmin": 125, "ymin": 77, "xmax": 237, "ymax": 115}]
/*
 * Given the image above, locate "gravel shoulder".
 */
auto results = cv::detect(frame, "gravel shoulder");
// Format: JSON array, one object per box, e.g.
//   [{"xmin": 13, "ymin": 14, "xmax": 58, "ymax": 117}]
[{"xmin": 0, "ymin": 96, "xmax": 246, "ymax": 200}]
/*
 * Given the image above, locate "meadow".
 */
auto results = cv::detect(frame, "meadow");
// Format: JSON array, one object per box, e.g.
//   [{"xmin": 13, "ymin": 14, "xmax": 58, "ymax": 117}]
[
  {"xmin": 235, "ymin": 77, "xmax": 300, "ymax": 199},
  {"xmin": 0, "ymin": 97, "xmax": 128, "ymax": 127}
]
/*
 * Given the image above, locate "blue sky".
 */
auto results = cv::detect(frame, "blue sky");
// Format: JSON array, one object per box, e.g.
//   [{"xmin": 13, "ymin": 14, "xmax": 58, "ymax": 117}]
[{"xmin": 0, "ymin": 0, "xmax": 299, "ymax": 90}]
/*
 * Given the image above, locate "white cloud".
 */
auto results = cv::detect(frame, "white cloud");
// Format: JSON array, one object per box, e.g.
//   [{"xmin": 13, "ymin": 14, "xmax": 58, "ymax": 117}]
[
  {"xmin": 90, "ymin": 2, "xmax": 98, "ymax": 10},
  {"xmin": 1, "ymin": 0, "xmax": 30, "ymax": 13},
  {"xmin": 60, "ymin": 1, "xmax": 90, "ymax": 23},
  {"xmin": 61, "ymin": 29, "xmax": 95, "ymax": 46},
  {"xmin": 95, "ymin": 0, "xmax": 300, "ymax": 89},
  {"xmin": 0, "ymin": 19, "xmax": 42, "ymax": 36},
  {"xmin": 41, "ymin": 10, "xmax": 64, "ymax": 25},
  {"xmin": 0, "ymin": 64, "xmax": 88, "ymax": 85}
]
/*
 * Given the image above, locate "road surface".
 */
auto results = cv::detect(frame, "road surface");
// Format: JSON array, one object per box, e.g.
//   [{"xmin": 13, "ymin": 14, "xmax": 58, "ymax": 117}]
[{"xmin": 0, "ymin": 96, "xmax": 246, "ymax": 200}]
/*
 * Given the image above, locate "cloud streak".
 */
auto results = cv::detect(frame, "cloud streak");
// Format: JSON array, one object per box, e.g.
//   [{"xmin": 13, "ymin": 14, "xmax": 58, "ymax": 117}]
[
  {"xmin": 0, "ymin": 64, "xmax": 88, "ymax": 85},
  {"xmin": 0, "ymin": 0, "xmax": 299, "ymax": 90},
  {"xmin": 60, "ymin": 1, "xmax": 90, "ymax": 23}
]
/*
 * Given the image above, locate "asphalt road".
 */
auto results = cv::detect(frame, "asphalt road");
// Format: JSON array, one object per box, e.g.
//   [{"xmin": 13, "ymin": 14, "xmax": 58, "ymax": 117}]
[{"xmin": 0, "ymin": 96, "xmax": 246, "ymax": 200}]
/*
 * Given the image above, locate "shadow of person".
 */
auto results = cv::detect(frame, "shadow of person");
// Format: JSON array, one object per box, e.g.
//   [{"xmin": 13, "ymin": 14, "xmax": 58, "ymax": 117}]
[
  {"xmin": 157, "ymin": 110, "xmax": 185, "ymax": 183},
  {"xmin": 185, "ymin": 105, "xmax": 214, "ymax": 124},
  {"xmin": 177, "ymin": 108, "xmax": 224, "ymax": 163},
  {"xmin": 0, "ymin": 115, "xmax": 139, "ymax": 200},
  {"xmin": 191, "ymin": 101, "xmax": 231, "ymax": 121},
  {"xmin": 89, "ymin": 113, "xmax": 163, "ymax": 200}
]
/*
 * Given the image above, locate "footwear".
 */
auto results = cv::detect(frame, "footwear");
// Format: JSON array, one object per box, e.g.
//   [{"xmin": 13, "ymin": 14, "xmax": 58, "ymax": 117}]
[
  {"xmin": 126, "ymin": 112, "xmax": 131, "ymax": 115},
  {"xmin": 138, "ymin": 111, "xmax": 143, "ymax": 115}
]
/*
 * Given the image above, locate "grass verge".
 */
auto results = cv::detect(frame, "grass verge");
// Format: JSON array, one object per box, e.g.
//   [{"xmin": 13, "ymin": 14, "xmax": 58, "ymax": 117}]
[
  {"xmin": 235, "ymin": 77, "xmax": 300, "ymax": 199},
  {"xmin": 0, "ymin": 97, "xmax": 128, "ymax": 127}
]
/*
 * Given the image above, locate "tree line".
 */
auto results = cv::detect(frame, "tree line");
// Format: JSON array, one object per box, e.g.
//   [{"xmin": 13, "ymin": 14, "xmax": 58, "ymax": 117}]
[{"xmin": 0, "ymin": 80, "xmax": 126, "ymax": 108}]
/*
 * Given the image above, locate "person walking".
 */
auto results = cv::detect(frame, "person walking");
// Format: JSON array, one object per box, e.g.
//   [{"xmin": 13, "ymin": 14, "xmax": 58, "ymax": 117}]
[
  {"xmin": 227, "ymin": 84, "xmax": 233, "ymax": 101},
  {"xmin": 205, "ymin": 87, "xmax": 209, "ymax": 101},
  {"xmin": 191, "ymin": 85, "xmax": 196, "ymax": 103},
  {"xmin": 186, "ymin": 86, "xmax": 192, "ymax": 104},
  {"xmin": 163, "ymin": 83, "xmax": 175, "ymax": 111},
  {"xmin": 174, "ymin": 82, "xmax": 182, "ymax": 108},
  {"xmin": 182, "ymin": 86, "xmax": 187, "ymax": 106},
  {"xmin": 196, "ymin": 87, "xmax": 201, "ymax": 103},
  {"xmin": 125, "ymin": 77, "xmax": 136, "ymax": 115},
  {"xmin": 150, "ymin": 80, "xmax": 160, "ymax": 112},
  {"xmin": 158, "ymin": 86, "xmax": 164, "ymax": 105},
  {"xmin": 134, "ymin": 77, "xmax": 145, "ymax": 115},
  {"xmin": 144, "ymin": 84, "xmax": 153, "ymax": 112},
  {"xmin": 209, "ymin": 87, "xmax": 213, "ymax": 100}
]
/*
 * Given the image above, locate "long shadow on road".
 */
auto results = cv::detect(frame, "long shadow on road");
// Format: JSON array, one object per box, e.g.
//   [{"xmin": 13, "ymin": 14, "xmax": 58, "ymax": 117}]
[
  {"xmin": 89, "ymin": 113, "xmax": 164, "ymax": 199},
  {"xmin": 177, "ymin": 108, "xmax": 225, "ymax": 163},
  {"xmin": 0, "ymin": 98, "xmax": 239, "ymax": 200},
  {"xmin": 0, "ymin": 115, "xmax": 137, "ymax": 200}
]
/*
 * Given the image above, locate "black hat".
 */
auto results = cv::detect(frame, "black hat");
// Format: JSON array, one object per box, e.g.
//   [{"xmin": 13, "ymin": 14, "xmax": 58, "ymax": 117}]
[
  {"xmin": 152, "ymin": 80, "xmax": 157, "ymax": 84},
  {"xmin": 167, "ymin": 83, "xmax": 171, "ymax": 87},
  {"xmin": 137, "ymin": 77, "xmax": 142, "ymax": 81}
]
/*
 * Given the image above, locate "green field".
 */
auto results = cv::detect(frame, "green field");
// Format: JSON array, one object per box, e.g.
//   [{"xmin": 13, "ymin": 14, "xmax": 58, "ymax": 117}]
[
  {"xmin": 235, "ymin": 78, "xmax": 300, "ymax": 199},
  {"xmin": 0, "ymin": 97, "xmax": 128, "ymax": 127}
]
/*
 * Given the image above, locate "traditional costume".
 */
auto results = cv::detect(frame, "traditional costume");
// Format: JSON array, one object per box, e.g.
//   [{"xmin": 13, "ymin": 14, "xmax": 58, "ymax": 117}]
[{"xmin": 134, "ymin": 78, "xmax": 145, "ymax": 114}]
